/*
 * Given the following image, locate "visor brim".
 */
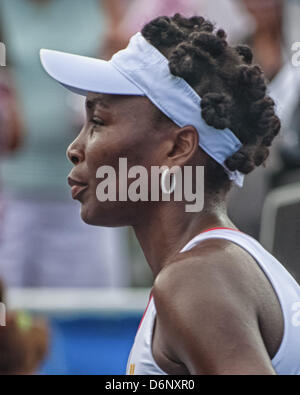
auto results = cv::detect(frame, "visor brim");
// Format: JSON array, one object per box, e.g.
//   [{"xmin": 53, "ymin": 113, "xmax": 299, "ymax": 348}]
[{"xmin": 40, "ymin": 49, "xmax": 145, "ymax": 97}]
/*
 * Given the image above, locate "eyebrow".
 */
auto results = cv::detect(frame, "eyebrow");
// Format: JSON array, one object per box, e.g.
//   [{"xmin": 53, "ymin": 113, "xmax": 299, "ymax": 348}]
[{"xmin": 86, "ymin": 96, "xmax": 111, "ymax": 110}]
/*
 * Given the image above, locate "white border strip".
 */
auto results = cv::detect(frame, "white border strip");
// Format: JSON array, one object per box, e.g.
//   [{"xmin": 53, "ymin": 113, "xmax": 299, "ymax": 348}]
[{"xmin": 6, "ymin": 288, "xmax": 150, "ymax": 315}]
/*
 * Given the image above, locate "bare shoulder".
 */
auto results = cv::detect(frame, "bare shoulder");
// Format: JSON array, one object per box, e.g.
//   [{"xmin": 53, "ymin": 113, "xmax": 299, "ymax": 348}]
[
  {"xmin": 153, "ymin": 237, "xmax": 261, "ymax": 311},
  {"xmin": 152, "ymin": 238, "xmax": 275, "ymax": 374}
]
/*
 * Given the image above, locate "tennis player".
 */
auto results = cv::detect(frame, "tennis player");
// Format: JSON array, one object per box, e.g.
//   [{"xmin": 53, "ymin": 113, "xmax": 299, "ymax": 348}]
[{"xmin": 40, "ymin": 14, "xmax": 300, "ymax": 375}]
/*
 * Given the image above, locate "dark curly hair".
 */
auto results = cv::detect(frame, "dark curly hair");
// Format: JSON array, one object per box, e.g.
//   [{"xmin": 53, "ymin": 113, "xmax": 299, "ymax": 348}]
[{"xmin": 141, "ymin": 14, "xmax": 281, "ymax": 192}]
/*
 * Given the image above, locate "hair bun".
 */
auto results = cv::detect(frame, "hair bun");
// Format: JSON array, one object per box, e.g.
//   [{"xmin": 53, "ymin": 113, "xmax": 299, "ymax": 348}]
[
  {"xmin": 201, "ymin": 93, "xmax": 232, "ymax": 130},
  {"xmin": 141, "ymin": 16, "xmax": 185, "ymax": 47},
  {"xmin": 235, "ymin": 45, "xmax": 253, "ymax": 64},
  {"xmin": 238, "ymin": 65, "xmax": 267, "ymax": 101},
  {"xmin": 254, "ymin": 147, "xmax": 269, "ymax": 166},
  {"xmin": 225, "ymin": 148, "xmax": 255, "ymax": 174},
  {"xmin": 169, "ymin": 42, "xmax": 216, "ymax": 84},
  {"xmin": 190, "ymin": 30, "xmax": 227, "ymax": 57}
]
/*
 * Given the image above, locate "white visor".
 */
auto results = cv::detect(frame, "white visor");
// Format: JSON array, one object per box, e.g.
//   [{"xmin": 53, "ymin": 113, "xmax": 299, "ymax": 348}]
[
  {"xmin": 40, "ymin": 49, "xmax": 144, "ymax": 96},
  {"xmin": 40, "ymin": 33, "xmax": 245, "ymax": 188}
]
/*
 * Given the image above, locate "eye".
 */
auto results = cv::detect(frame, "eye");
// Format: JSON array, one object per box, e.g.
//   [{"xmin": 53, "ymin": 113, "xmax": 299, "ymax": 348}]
[
  {"xmin": 91, "ymin": 117, "xmax": 104, "ymax": 126},
  {"xmin": 89, "ymin": 117, "xmax": 105, "ymax": 135}
]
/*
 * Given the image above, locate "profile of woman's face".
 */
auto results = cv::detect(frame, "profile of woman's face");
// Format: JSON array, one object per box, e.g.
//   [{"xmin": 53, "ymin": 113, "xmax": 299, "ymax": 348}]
[{"xmin": 67, "ymin": 92, "xmax": 170, "ymax": 227}]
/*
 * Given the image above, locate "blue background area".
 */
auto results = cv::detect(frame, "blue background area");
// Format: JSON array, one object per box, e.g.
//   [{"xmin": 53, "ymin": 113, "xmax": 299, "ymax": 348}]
[{"xmin": 39, "ymin": 314, "xmax": 141, "ymax": 375}]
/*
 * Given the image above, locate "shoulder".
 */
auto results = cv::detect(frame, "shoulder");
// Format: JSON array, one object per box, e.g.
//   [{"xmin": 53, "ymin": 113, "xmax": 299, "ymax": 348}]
[
  {"xmin": 152, "ymin": 238, "xmax": 274, "ymax": 374},
  {"xmin": 153, "ymin": 237, "xmax": 259, "ymax": 311}
]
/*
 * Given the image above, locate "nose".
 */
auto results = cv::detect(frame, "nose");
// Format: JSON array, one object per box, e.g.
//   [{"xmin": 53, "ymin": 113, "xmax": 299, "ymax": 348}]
[{"xmin": 66, "ymin": 138, "xmax": 85, "ymax": 165}]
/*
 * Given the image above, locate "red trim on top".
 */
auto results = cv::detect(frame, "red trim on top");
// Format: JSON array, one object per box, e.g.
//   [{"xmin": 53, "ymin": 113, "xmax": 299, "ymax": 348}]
[
  {"xmin": 200, "ymin": 227, "xmax": 242, "ymax": 234},
  {"xmin": 138, "ymin": 293, "xmax": 153, "ymax": 331}
]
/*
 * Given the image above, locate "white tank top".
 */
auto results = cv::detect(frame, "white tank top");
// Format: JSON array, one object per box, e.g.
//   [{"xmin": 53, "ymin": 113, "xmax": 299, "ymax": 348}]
[{"xmin": 126, "ymin": 227, "xmax": 300, "ymax": 375}]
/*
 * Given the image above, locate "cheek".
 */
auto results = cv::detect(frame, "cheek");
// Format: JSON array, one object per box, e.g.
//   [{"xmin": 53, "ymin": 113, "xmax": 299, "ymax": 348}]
[
  {"xmin": 85, "ymin": 130, "xmax": 152, "ymax": 175},
  {"xmin": 85, "ymin": 134, "xmax": 118, "ymax": 177},
  {"xmin": 82, "ymin": 134, "xmax": 133, "ymax": 207},
  {"xmin": 83, "ymin": 128, "xmax": 160, "ymax": 210}
]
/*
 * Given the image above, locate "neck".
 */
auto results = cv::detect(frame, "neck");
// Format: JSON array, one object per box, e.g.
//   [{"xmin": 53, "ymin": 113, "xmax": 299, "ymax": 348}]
[{"xmin": 133, "ymin": 192, "xmax": 236, "ymax": 278}]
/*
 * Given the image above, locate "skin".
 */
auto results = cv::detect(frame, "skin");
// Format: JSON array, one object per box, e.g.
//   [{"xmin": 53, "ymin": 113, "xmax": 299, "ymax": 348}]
[{"xmin": 67, "ymin": 92, "xmax": 284, "ymax": 375}]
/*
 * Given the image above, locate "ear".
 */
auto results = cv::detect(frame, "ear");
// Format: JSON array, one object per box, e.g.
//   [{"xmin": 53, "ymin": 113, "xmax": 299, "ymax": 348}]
[{"xmin": 166, "ymin": 125, "xmax": 199, "ymax": 166}]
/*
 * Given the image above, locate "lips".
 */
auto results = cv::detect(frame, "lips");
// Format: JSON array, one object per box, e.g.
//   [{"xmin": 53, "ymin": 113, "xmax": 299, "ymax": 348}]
[{"xmin": 67, "ymin": 176, "xmax": 88, "ymax": 200}]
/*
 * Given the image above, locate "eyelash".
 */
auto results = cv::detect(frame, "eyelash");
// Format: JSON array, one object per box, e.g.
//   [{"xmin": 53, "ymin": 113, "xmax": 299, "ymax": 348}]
[
  {"xmin": 91, "ymin": 117, "xmax": 104, "ymax": 126},
  {"xmin": 90, "ymin": 117, "xmax": 104, "ymax": 133}
]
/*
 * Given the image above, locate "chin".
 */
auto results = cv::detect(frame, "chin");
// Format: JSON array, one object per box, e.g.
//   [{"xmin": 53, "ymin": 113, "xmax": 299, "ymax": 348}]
[
  {"xmin": 80, "ymin": 209, "xmax": 98, "ymax": 226},
  {"xmin": 80, "ymin": 201, "xmax": 131, "ymax": 227}
]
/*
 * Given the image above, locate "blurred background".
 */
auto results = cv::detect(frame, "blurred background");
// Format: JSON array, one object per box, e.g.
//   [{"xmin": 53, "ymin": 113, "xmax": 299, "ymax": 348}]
[{"xmin": 0, "ymin": 0, "xmax": 299, "ymax": 375}]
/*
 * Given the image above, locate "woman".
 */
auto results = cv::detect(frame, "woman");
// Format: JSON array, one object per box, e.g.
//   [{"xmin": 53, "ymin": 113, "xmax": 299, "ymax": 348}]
[{"xmin": 40, "ymin": 14, "xmax": 300, "ymax": 374}]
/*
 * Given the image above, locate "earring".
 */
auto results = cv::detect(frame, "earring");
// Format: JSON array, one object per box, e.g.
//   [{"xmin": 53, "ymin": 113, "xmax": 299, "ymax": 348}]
[{"xmin": 161, "ymin": 169, "xmax": 176, "ymax": 194}]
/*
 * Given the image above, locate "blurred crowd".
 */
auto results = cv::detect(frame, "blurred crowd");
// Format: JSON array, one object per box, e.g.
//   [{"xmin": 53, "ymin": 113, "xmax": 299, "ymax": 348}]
[
  {"xmin": 0, "ymin": 279, "xmax": 48, "ymax": 374},
  {"xmin": 0, "ymin": 0, "xmax": 300, "ymax": 374}
]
